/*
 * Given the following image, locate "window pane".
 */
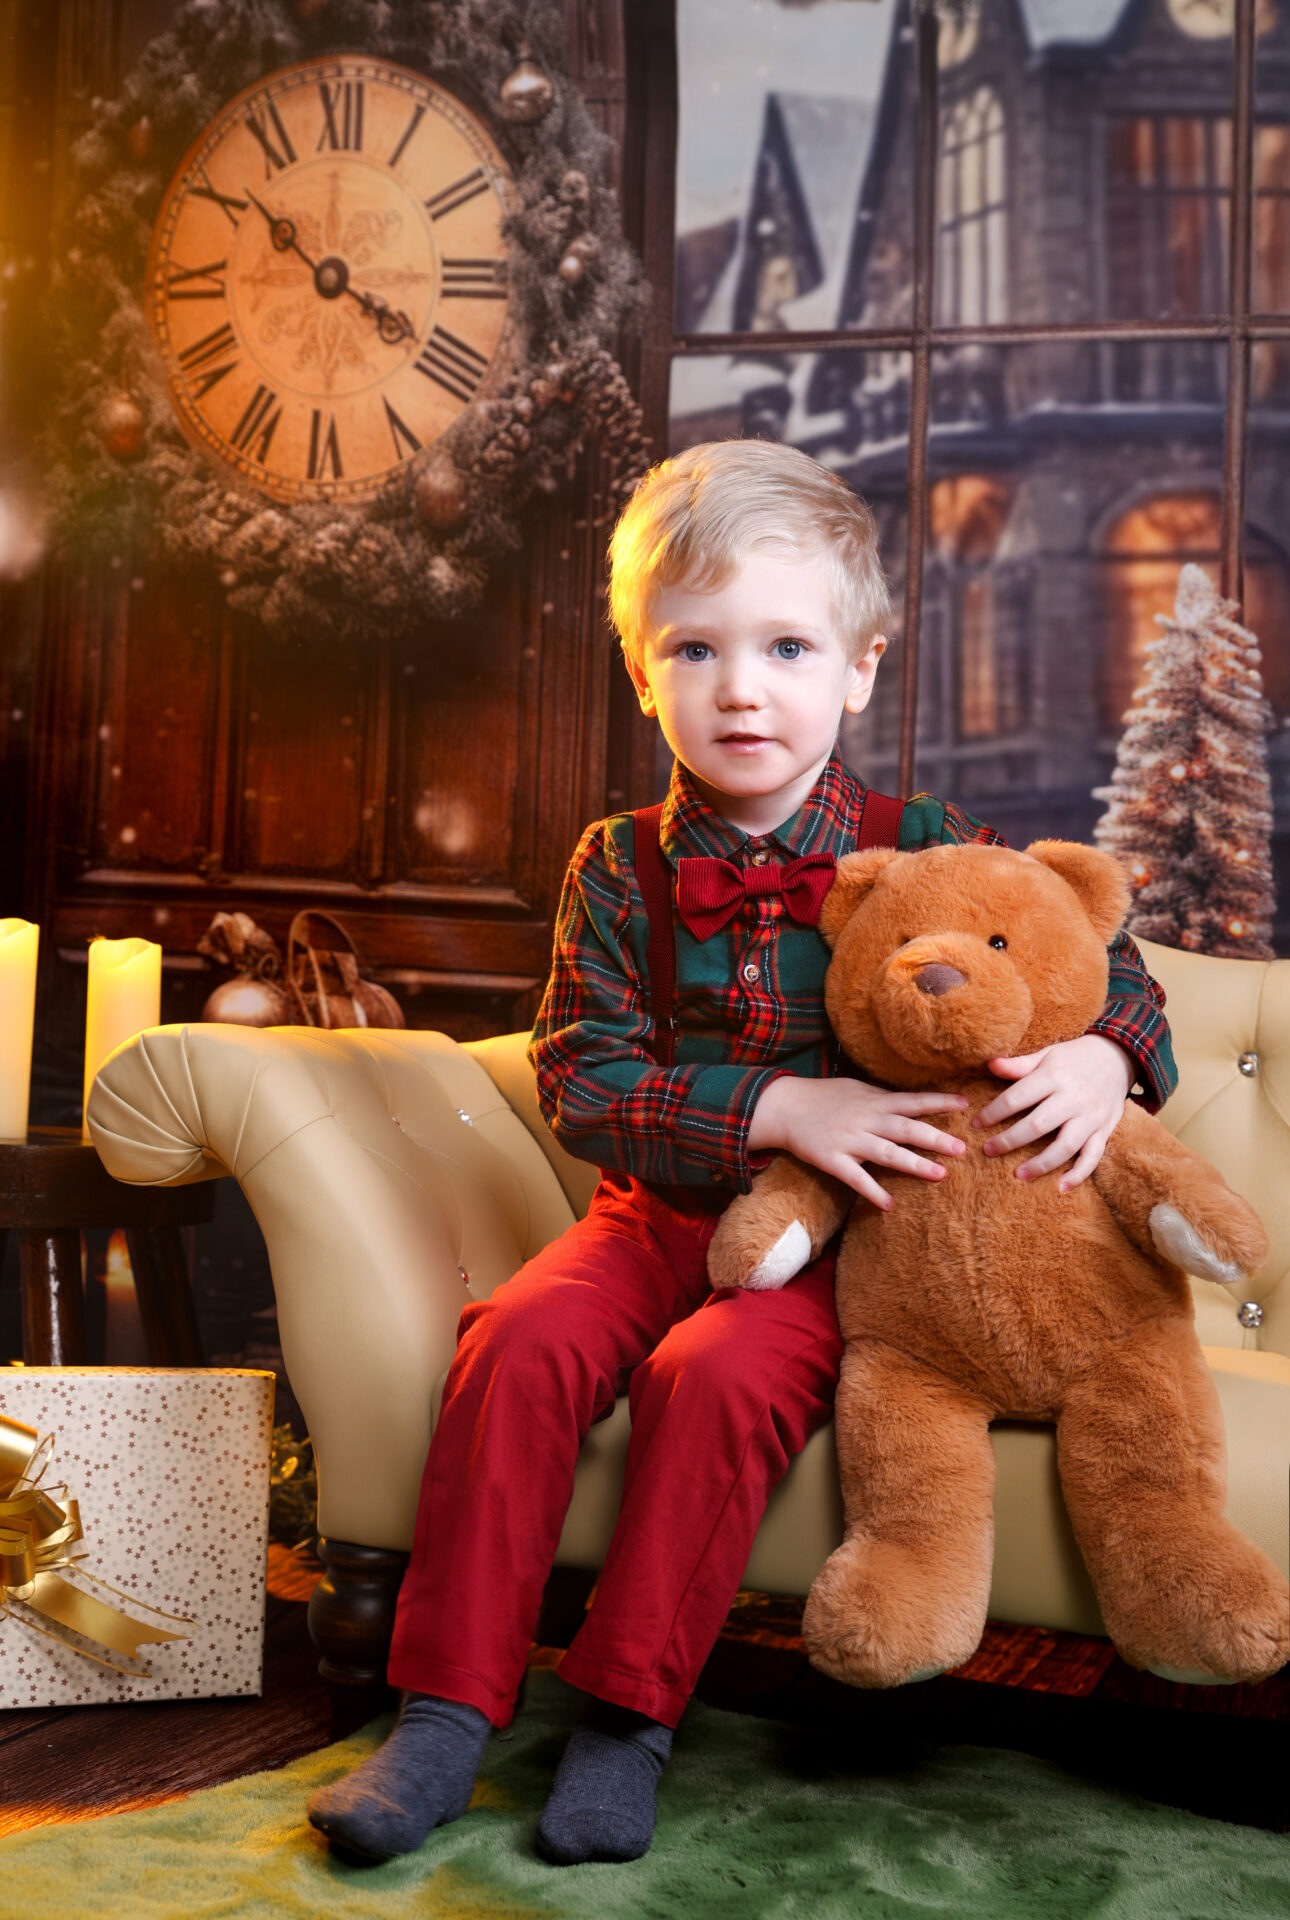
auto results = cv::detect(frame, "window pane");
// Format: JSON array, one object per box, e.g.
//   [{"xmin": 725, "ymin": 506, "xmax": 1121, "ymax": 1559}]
[
  {"xmin": 1246, "ymin": 341, "xmax": 1290, "ymax": 947},
  {"xmin": 674, "ymin": 0, "xmax": 908, "ymax": 336},
  {"xmin": 667, "ymin": 348, "xmax": 911, "ymax": 785},
  {"xmin": 1254, "ymin": 11, "xmax": 1290, "ymax": 311},
  {"xmin": 938, "ymin": 3, "xmax": 1233, "ymax": 324},
  {"xmin": 849, "ymin": 340, "xmax": 1229, "ymax": 852}
]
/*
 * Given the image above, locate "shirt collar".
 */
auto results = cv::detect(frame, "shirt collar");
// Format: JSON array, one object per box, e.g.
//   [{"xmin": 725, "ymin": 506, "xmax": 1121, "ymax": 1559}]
[{"xmin": 658, "ymin": 752, "xmax": 868, "ymax": 864}]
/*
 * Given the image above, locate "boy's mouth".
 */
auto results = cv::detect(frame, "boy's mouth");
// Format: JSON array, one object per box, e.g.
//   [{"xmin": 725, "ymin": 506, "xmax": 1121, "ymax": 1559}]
[{"xmin": 716, "ymin": 732, "xmax": 774, "ymax": 750}]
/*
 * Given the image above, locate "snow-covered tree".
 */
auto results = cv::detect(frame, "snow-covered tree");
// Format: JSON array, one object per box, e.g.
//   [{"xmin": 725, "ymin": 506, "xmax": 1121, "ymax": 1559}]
[{"xmin": 1094, "ymin": 563, "xmax": 1276, "ymax": 961}]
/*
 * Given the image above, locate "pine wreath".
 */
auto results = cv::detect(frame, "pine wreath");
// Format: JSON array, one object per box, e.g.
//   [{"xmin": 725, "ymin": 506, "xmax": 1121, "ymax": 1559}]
[{"xmin": 40, "ymin": 0, "xmax": 649, "ymax": 644}]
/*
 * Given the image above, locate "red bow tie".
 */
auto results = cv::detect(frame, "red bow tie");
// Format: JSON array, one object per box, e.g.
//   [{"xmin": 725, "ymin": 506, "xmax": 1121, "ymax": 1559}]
[{"xmin": 674, "ymin": 853, "xmax": 837, "ymax": 942}]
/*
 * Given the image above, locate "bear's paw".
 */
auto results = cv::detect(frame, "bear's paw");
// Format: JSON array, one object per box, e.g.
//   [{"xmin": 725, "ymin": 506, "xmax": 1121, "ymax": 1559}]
[
  {"xmin": 1149, "ymin": 1203, "xmax": 1249, "ymax": 1289},
  {"xmin": 744, "ymin": 1219, "xmax": 813, "ymax": 1292}
]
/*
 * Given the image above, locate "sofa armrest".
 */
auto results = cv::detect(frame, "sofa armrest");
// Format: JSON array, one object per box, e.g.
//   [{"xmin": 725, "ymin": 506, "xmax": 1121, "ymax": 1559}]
[
  {"xmin": 88, "ymin": 1022, "xmax": 576, "ymax": 1551},
  {"xmin": 465, "ymin": 1031, "xmax": 601, "ymax": 1221}
]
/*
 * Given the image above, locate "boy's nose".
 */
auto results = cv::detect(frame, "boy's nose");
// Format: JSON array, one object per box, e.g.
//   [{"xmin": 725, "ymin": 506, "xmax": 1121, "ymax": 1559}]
[{"xmin": 716, "ymin": 673, "xmax": 765, "ymax": 709}]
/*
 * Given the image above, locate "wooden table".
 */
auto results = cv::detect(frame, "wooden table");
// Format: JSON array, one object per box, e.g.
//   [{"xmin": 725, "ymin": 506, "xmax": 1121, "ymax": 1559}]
[{"xmin": 0, "ymin": 1127, "xmax": 214, "ymax": 1365}]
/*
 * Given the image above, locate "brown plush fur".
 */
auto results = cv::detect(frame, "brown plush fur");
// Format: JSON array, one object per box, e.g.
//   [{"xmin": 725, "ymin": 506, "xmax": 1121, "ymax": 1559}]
[{"xmin": 708, "ymin": 841, "xmax": 1289, "ymax": 1688}]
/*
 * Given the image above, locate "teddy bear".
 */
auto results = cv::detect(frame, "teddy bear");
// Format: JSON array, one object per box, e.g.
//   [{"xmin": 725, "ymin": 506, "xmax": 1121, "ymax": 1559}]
[{"xmin": 708, "ymin": 838, "xmax": 1290, "ymax": 1689}]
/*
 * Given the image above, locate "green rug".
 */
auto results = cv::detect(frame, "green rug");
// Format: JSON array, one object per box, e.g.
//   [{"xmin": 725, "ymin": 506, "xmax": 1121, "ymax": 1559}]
[{"xmin": 3, "ymin": 1672, "xmax": 1287, "ymax": 1920}]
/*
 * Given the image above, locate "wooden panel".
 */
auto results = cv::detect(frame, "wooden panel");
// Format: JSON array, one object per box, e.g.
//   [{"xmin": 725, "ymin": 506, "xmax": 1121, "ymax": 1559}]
[
  {"xmin": 395, "ymin": 568, "xmax": 526, "ymax": 891},
  {"xmin": 90, "ymin": 572, "xmax": 222, "ymax": 872},
  {"xmin": 236, "ymin": 627, "xmax": 370, "ymax": 879}
]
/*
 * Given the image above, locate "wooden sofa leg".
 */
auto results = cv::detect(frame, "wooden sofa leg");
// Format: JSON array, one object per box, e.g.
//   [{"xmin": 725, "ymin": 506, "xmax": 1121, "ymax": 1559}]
[{"xmin": 308, "ymin": 1538, "xmax": 408, "ymax": 1731}]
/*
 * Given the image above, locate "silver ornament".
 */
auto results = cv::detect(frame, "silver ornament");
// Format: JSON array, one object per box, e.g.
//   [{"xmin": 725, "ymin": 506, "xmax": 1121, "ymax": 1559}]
[{"xmin": 498, "ymin": 45, "xmax": 554, "ymax": 124}]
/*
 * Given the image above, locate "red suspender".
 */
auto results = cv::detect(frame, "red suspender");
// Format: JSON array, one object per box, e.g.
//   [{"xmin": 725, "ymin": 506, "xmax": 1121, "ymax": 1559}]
[
  {"xmin": 633, "ymin": 804, "xmax": 677, "ymax": 1068},
  {"xmin": 855, "ymin": 788, "xmax": 904, "ymax": 851},
  {"xmin": 632, "ymin": 789, "xmax": 903, "ymax": 1071}
]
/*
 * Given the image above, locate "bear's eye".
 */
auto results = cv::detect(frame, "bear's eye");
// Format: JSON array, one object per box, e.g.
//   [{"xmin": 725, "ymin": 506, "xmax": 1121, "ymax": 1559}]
[{"xmin": 988, "ymin": 934, "xmax": 1008, "ymax": 951}]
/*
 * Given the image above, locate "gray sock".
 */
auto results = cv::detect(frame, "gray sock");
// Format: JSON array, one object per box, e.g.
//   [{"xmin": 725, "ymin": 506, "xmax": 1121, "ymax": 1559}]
[
  {"xmin": 307, "ymin": 1691, "xmax": 490, "ymax": 1860},
  {"xmin": 536, "ymin": 1698, "xmax": 674, "ymax": 1865}
]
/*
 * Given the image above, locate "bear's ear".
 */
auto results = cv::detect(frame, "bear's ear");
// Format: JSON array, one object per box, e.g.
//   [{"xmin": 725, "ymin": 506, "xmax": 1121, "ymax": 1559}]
[
  {"xmin": 818, "ymin": 847, "xmax": 906, "ymax": 947},
  {"xmin": 1023, "ymin": 840, "xmax": 1130, "ymax": 942}
]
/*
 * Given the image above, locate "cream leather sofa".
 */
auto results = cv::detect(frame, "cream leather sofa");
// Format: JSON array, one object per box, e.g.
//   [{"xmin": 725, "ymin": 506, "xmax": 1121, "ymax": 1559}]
[{"xmin": 87, "ymin": 939, "xmax": 1290, "ymax": 1689}]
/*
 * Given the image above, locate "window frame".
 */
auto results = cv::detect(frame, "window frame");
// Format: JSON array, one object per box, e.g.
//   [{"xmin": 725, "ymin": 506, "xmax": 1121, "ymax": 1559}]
[{"xmin": 634, "ymin": 0, "xmax": 1286, "ymax": 799}]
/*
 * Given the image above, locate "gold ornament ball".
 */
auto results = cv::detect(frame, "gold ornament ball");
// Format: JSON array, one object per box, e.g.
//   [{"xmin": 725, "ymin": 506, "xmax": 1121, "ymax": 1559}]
[
  {"xmin": 557, "ymin": 250, "xmax": 586, "ymax": 286},
  {"xmin": 498, "ymin": 47, "xmax": 554, "ymax": 124},
  {"xmin": 126, "ymin": 115, "xmax": 153, "ymax": 161},
  {"xmin": 99, "ymin": 392, "xmax": 145, "ymax": 460},
  {"xmin": 415, "ymin": 458, "xmax": 468, "ymax": 530}
]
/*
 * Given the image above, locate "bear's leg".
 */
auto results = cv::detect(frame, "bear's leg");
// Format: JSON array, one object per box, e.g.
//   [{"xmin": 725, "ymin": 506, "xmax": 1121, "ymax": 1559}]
[
  {"xmin": 802, "ymin": 1341, "xmax": 995, "ymax": 1689},
  {"xmin": 1056, "ymin": 1317, "xmax": 1290, "ymax": 1685}
]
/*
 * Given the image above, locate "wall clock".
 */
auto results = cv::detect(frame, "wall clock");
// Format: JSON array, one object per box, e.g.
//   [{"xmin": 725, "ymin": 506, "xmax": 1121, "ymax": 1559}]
[
  {"xmin": 43, "ymin": 0, "xmax": 648, "ymax": 643},
  {"xmin": 147, "ymin": 57, "xmax": 517, "ymax": 506}
]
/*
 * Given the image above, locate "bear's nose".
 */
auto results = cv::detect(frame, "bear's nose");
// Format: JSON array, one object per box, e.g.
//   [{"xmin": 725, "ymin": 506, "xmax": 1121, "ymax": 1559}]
[{"xmin": 913, "ymin": 963, "xmax": 967, "ymax": 998}]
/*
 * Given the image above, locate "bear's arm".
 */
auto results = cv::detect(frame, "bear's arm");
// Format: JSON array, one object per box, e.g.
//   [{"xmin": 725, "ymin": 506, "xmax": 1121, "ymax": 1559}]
[
  {"xmin": 1092, "ymin": 1104, "xmax": 1268, "ymax": 1288},
  {"xmin": 708, "ymin": 1155, "xmax": 852, "ymax": 1292}
]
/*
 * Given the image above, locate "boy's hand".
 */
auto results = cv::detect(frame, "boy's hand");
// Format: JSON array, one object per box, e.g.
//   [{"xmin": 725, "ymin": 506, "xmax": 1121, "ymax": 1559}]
[
  {"xmin": 975, "ymin": 1035, "xmax": 1134, "ymax": 1192},
  {"xmin": 748, "ymin": 1076, "xmax": 969, "ymax": 1212}
]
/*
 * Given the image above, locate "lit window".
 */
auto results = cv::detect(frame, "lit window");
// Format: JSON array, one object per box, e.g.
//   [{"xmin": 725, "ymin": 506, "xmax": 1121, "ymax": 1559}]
[
  {"xmin": 937, "ymin": 89, "xmax": 1006, "ymax": 325},
  {"xmin": 1101, "ymin": 493, "xmax": 1290, "ymax": 727},
  {"xmin": 929, "ymin": 476, "xmax": 1021, "ymax": 740},
  {"xmin": 1105, "ymin": 116, "xmax": 1229, "ymax": 316}
]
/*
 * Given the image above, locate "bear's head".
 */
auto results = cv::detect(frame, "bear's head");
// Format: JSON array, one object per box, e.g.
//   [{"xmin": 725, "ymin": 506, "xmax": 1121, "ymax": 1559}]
[{"xmin": 818, "ymin": 841, "xmax": 1131, "ymax": 1085}]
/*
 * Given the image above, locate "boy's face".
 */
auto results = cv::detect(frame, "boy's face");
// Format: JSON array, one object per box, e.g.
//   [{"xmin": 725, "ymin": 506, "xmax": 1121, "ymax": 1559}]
[{"xmin": 624, "ymin": 548, "xmax": 885, "ymax": 832}]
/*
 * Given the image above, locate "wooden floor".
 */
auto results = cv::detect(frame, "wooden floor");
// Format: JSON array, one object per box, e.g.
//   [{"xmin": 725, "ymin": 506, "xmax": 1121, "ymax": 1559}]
[{"xmin": 1, "ymin": 1558, "xmax": 1286, "ymax": 1839}]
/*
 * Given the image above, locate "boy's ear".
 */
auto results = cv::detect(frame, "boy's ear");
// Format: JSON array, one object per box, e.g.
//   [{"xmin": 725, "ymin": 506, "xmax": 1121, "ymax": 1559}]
[
  {"xmin": 622, "ymin": 647, "xmax": 657, "ymax": 717},
  {"xmin": 818, "ymin": 847, "xmax": 905, "ymax": 947},
  {"xmin": 1023, "ymin": 840, "xmax": 1130, "ymax": 942}
]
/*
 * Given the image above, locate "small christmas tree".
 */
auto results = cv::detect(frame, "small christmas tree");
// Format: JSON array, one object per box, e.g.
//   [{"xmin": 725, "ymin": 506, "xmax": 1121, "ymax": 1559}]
[{"xmin": 1094, "ymin": 563, "xmax": 1277, "ymax": 960}]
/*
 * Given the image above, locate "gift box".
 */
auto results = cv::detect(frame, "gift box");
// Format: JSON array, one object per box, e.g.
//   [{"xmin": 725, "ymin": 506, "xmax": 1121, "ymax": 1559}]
[{"xmin": 0, "ymin": 1366, "xmax": 274, "ymax": 1708}]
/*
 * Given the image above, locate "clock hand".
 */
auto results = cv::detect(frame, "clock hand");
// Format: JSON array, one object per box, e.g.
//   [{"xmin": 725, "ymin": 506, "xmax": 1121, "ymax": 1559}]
[
  {"xmin": 244, "ymin": 187, "xmax": 413, "ymax": 343},
  {"xmin": 245, "ymin": 188, "xmax": 314, "ymax": 268},
  {"xmin": 352, "ymin": 289, "xmax": 416, "ymax": 345}
]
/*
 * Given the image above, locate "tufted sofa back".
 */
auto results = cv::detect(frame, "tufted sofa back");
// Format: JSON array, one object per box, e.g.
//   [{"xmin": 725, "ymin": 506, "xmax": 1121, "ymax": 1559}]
[{"xmin": 1131, "ymin": 940, "xmax": 1289, "ymax": 1357}]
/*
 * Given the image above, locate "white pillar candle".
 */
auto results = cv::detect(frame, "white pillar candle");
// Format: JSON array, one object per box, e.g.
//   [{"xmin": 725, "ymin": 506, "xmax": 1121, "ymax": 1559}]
[
  {"xmin": 83, "ymin": 936, "xmax": 162, "ymax": 1138},
  {"xmin": 0, "ymin": 918, "xmax": 39, "ymax": 1140}
]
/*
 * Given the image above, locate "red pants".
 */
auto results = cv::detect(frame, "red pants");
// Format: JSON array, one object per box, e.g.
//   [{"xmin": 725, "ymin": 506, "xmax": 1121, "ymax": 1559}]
[{"xmin": 386, "ymin": 1172, "xmax": 844, "ymax": 1728}]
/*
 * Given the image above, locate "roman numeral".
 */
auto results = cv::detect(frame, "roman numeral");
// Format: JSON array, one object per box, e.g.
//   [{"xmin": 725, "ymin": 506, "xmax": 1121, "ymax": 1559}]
[
  {"xmin": 307, "ymin": 409, "xmax": 343, "ymax": 481},
  {"xmin": 440, "ymin": 257, "xmax": 507, "ymax": 300},
  {"xmin": 177, "ymin": 322, "xmax": 239, "ymax": 397},
  {"xmin": 230, "ymin": 384, "xmax": 282, "ymax": 463},
  {"xmin": 245, "ymin": 99, "xmax": 297, "ymax": 175},
  {"xmin": 413, "ymin": 326, "xmax": 489, "ymax": 403},
  {"xmin": 388, "ymin": 103, "xmax": 425, "ymax": 168},
  {"xmin": 317, "ymin": 80, "xmax": 364, "ymax": 152},
  {"xmin": 164, "ymin": 258, "xmax": 228, "ymax": 301},
  {"xmin": 382, "ymin": 397, "xmax": 422, "ymax": 460},
  {"xmin": 188, "ymin": 168, "xmax": 248, "ymax": 227},
  {"xmin": 424, "ymin": 168, "xmax": 489, "ymax": 221}
]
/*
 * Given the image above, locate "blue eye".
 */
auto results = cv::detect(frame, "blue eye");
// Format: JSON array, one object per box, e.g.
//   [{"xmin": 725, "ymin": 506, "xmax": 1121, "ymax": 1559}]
[
  {"xmin": 774, "ymin": 639, "xmax": 803, "ymax": 659},
  {"xmin": 679, "ymin": 642, "xmax": 710, "ymax": 662}
]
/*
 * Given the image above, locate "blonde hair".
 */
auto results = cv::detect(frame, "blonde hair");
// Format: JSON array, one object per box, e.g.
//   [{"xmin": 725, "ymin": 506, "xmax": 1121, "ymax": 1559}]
[{"xmin": 608, "ymin": 439, "xmax": 892, "ymax": 659}]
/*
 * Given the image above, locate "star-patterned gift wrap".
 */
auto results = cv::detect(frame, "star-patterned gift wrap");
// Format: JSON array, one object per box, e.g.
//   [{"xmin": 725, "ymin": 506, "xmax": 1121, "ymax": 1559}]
[{"xmin": 0, "ymin": 1367, "xmax": 274, "ymax": 1707}]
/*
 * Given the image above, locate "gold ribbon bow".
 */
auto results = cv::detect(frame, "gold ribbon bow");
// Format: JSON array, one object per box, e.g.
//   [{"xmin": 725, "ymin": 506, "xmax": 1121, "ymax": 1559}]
[{"xmin": 0, "ymin": 1410, "xmax": 195, "ymax": 1677}]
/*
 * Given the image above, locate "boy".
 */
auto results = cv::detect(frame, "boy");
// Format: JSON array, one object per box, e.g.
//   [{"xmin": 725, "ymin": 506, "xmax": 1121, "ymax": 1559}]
[{"xmin": 308, "ymin": 440, "xmax": 1175, "ymax": 1866}]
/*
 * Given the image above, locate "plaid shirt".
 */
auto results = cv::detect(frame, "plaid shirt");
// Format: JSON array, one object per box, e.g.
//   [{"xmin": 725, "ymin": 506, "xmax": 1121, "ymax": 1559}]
[{"xmin": 530, "ymin": 754, "xmax": 1176, "ymax": 1192}]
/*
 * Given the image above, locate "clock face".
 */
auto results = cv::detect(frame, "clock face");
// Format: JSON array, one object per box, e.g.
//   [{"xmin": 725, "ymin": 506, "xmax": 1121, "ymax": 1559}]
[{"xmin": 146, "ymin": 57, "xmax": 518, "ymax": 505}]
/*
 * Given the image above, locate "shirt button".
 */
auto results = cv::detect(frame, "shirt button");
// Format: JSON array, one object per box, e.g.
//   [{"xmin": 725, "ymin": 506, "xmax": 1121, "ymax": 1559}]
[
  {"xmin": 749, "ymin": 848, "xmax": 771, "ymax": 866},
  {"xmin": 742, "ymin": 962, "xmax": 761, "ymax": 985}
]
